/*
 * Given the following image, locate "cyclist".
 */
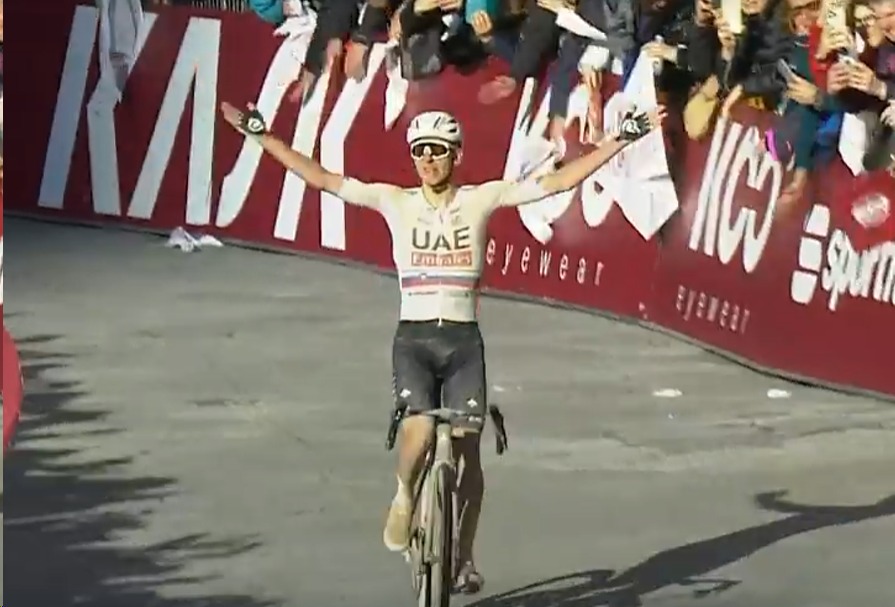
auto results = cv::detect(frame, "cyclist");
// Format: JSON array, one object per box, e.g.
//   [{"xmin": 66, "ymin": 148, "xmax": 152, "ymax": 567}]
[{"xmin": 219, "ymin": 100, "xmax": 665, "ymax": 593}]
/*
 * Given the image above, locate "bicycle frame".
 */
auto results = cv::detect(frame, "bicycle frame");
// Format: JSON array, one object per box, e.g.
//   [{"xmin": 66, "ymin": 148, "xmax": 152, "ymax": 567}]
[
  {"xmin": 417, "ymin": 421, "xmax": 460, "ymax": 586},
  {"xmin": 385, "ymin": 404, "xmax": 508, "ymax": 606}
]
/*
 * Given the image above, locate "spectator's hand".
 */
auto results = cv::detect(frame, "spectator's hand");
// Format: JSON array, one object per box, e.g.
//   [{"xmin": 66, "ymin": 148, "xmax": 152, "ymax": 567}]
[
  {"xmin": 324, "ymin": 38, "xmax": 344, "ymax": 71},
  {"xmin": 847, "ymin": 61, "xmax": 887, "ymax": 98},
  {"xmin": 583, "ymin": 69, "xmax": 604, "ymax": 143},
  {"xmin": 292, "ymin": 69, "xmax": 318, "ymax": 102},
  {"xmin": 777, "ymin": 168, "xmax": 808, "ymax": 214},
  {"xmin": 721, "ymin": 84, "xmax": 743, "ymax": 118},
  {"xmin": 479, "ymin": 75, "xmax": 517, "ymax": 104},
  {"xmin": 642, "ymin": 41, "xmax": 677, "ymax": 64},
  {"xmin": 882, "ymin": 103, "xmax": 895, "ymax": 127},
  {"xmin": 549, "ymin": 116, "xmax": 567, "ymax": 149},
  {"xmin": 344, "ymin": 42, "xmax": 369, "ymax": 81},
  {"xmin": 436, "ymin": 0, "xmax": 464, "ymax": 11},
  {"xmin": 695, "ymin": 0, "xmax": 714, "ymax": 26},
  {"xmin": 414, "ymin": 0, "xmax": 440, "ymax": 13},
  {"xmin": 827, "ymin": 61, "xmax": 850, "ymax": 93},
  {"xmin": 582, "ymin": 68, "xmax": 600, "ymax": 92},
  {"xmin": 389, "ymin": 9, "xmax": 403, "ymax": 39},
  {"xmin": 787, "ymin": 74, "xmax": 820, "ymax": 106},
  {"xmin": 818, "ymin": 26, "xmax": 852, "ymax": 58},
  {"xmin": 471, "ymin": 10, "xmax": 494, "ymax": 39},
  {"xmin": 716, "ymin": 16, "xmax": 736, "ymax": 60},
  {"xmin": 537, "ymin": 0, "xmax": 572, "ymax": 13}
]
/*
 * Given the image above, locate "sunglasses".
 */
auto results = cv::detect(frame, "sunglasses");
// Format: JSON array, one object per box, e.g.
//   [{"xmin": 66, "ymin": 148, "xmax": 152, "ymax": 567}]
[{"xmin": 410, "ymin": 141, "xmax": 452, "ymax": 160}]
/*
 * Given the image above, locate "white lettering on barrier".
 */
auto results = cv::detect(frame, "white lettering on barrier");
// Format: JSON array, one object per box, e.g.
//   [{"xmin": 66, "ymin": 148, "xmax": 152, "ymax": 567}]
[
  {"xmin": 39, "ymin": 6, "xmax": 100, "ymax": 209},
  {"xmin": 41, "ymin": 11, "xmax": 359, "ymax": 245},
  {"xmin": 39, "ymin": 9, "xmax": 222, "ymax": 224},
  {"xmin": 485, "ymin": 239, "xmax": 606, "ymax": 287},
  {"xmin": 674, "ymin": 285, "xmax": 751, "ymax": 335},
  {"xmin": 217, "ymin": 34, "xmax": 318, "ymax": 228},
  {"xmin": 128, "ymin": 17, "xmax": 219, "ymax": 223},
  {"xmin": 688, "ymin": 117, "xmax": 783, "ymax": 273},
  {"xmin": 791, "ymin": 204, "xmax": 895, "ymax": 311},
  {"xmin": 317, "ymin": 44, "xmax": 388, "ymax": 250}
]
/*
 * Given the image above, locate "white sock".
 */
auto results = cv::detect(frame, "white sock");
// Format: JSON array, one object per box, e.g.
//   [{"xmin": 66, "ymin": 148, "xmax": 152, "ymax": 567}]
[{"xmin": 393, "ymin": 475, "xmax": 410, "ymax": 506}]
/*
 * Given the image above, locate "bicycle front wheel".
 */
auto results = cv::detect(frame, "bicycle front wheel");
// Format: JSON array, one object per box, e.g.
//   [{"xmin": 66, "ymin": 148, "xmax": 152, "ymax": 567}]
[{"xmin": 425, "ymin": 464, "xmax": 455, "ymax": 607}]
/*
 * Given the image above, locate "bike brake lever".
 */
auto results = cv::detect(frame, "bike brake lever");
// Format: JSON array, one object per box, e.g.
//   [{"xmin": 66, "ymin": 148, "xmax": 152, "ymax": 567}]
[
  {"xmin": 385, "ymin": 403, "xmax": 408, "ymax": 451},
  {"xmin": 488, "ymin": 405, "xmax": 508, "ymax": 455}
]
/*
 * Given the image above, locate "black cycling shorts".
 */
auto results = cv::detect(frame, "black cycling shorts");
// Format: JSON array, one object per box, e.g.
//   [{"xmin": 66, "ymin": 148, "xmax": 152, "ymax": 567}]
[{"xmin": 392, "ymin": 320, "xmax": 488, "ymax": 432}]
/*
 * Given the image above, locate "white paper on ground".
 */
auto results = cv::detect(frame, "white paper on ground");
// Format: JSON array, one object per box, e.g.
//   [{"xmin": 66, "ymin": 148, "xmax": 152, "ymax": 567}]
[
  {"xmin": 767, "ymin": 389, "xmax": 792, "ymax": 399},
  {"xmin": 166, "ymin": 227, "xmax": 224, "ymax": 252},
  {"xmin": 653, "ymin": 388, "xmax": 682, "ymax": 398}
]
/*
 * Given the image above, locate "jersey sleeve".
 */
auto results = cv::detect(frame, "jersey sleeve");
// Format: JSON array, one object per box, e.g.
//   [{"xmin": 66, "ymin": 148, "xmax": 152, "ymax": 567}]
[
  {"xmin": 482, "ymin": 179, "xmax": 553, "ymax": 210},
  {"xmin": 336, "ymin": 177, "xmax": 399, "ymax": 211}
]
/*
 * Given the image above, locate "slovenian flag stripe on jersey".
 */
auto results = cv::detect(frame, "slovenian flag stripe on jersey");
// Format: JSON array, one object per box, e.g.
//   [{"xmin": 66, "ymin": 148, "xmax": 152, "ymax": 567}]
[{"xmin": 400, "ymin": 271, "xmax": 479, "ymax": 289}]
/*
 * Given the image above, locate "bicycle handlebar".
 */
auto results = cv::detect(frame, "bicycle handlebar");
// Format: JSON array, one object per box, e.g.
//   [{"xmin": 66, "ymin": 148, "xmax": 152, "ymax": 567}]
[{"xmin": 384, "ymin": 403, "xmax": 509, "ymax": 455}]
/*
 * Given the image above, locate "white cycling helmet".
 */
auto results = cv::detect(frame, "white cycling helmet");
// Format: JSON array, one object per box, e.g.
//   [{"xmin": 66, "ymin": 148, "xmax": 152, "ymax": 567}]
[{"xmin": 406, "ymin": 111, "xmax": 463, "ymax": 148}]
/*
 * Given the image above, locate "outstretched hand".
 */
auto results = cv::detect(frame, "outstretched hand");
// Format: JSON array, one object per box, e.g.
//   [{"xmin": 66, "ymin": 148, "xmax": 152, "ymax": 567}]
[{"xmin": 220, "ymin": 102, "xmax": 268, "ymax": 136}]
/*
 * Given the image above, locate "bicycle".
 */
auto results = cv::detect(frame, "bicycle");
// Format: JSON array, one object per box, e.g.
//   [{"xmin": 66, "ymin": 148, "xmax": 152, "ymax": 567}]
[{"xmin": 386, "ymin": 403, "xmax": 509, "ymax": 607}]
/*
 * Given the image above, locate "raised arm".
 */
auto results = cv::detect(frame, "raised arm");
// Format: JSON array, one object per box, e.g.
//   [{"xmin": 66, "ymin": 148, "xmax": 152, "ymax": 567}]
[
  {"xmin": 537, "ymin": 105, "xmax": 666, "ymax": 194},
  {"xmin": 221, "ymin": 101, "xmax": 400, "ymax": 210},
  {"xmin": 220, "ymin": 101, "xmax": 344, "ymax": 194},
  {"xmin": 488, "ymin": 106, "xmax": 666, "ymax": 209}
]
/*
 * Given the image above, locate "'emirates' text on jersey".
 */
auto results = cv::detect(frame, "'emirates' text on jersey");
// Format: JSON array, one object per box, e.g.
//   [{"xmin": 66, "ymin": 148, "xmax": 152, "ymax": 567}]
[{"xmin": 337, "ymin": 178, "xmax": 551, "ymax": 322}]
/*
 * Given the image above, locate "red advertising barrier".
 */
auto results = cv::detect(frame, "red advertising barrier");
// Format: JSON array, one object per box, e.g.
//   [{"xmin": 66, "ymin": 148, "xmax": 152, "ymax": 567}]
[
  {"xmin": 1, "ymin": 201, "xmax": 21, "ymax": 451},
  {"xmin": 5, "ymin": 1, "xmax": 893, "ymax": 398},
  {"xmin": 3, "ymin": 325, "xmax": 23, "ymax": 452}
]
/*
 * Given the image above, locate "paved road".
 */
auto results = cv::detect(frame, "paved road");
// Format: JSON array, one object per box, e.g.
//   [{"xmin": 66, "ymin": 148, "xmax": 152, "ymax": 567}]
[{"xmin": 3, "ymin": 218, "xmax": 894, "ymax": 607}]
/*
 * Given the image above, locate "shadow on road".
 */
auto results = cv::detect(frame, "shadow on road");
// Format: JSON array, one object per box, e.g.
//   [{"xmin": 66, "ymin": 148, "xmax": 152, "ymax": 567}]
[
  {"xmin": 469, "ymin": 488, "xmax": 895, "ymax": 607},
  {"xmin": 3, "ymin": 334, "xmax": 279, "ymax": 606}
]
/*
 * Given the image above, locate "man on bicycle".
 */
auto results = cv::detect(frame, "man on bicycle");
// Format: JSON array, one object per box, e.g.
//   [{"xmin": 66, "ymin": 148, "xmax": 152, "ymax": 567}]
[{"xmin": 220, "ymin": 99, "xmax": 665, "ymax": 593}]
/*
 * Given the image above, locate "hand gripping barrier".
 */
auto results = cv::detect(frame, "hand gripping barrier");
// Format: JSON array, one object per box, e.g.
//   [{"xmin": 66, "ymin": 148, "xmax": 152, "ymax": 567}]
[{"xmin": 5, "ymin": 0, "xmax": 893, "ymax": 399}]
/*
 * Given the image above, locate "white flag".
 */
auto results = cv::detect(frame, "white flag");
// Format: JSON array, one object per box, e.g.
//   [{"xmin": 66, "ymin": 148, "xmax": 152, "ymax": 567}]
[{"xmin": 96, "ymin": 0, "xmax": 144, "ymax": 99}]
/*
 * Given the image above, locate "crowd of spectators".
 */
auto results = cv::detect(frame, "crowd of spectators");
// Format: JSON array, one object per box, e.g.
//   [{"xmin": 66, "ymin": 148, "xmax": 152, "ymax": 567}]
[{"xmin": 156, "ymin": 0, "xmax": 894, "ymax": 202}]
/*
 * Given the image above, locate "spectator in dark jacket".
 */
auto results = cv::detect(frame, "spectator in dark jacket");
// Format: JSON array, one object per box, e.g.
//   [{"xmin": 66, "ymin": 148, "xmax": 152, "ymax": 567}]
[
  {"xmin": 847, "ymin": 0, "xmax": 895, "ymax": 101},
  {"xmin": 477, "ymin": 0, "xmax": 563, "ymax": 104},
  {"xmin": 609, "ymin": 0, "xmax": 696, "ymax": 94},
  {"xmin": 546, "ymin": 0, "xmax": 616, "ymax": 144},
  {"xmin": 344, "ymin": 0, "xmax": 403, "ymax": 79}
]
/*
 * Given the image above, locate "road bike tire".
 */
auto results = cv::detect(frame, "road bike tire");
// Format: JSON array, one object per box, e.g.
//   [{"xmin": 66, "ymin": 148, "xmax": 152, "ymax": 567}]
[{"xmin": 427, "ymin": 465, "xmax": 454, "ymax": 607}]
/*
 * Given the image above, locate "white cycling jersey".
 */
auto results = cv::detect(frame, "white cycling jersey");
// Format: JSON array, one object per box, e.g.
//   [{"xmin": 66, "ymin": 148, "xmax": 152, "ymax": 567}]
[{"xmin": 336, "ymin": 178, "xmax": 551, "ymax": 322}]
